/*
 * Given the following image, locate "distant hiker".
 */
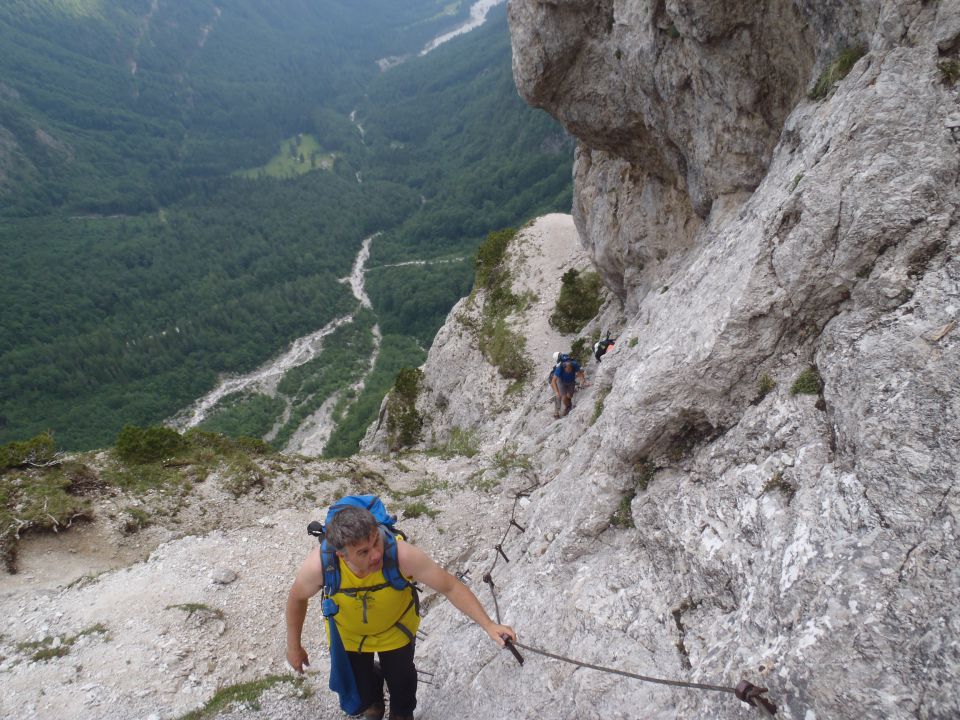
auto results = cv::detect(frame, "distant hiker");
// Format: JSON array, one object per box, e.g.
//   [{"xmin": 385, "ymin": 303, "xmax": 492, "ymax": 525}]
[
  {"xmin": 549, "ymin": 351, "xmax": 571, "ymax": 416},
  {"xmin": 593, "ymin": 332, "xmax": 616, "ymax": 362},
  {"xmin": 285, "ymin": 501, "xmax": 516, "ymax": 720},
  {"xmin": 551, "ymin": 358, "xmax": 586, "ymax": 418}
]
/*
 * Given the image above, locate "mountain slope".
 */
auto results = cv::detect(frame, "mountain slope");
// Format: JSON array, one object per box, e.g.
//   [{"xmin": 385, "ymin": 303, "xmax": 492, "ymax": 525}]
[
  {"xmin": 369, "ymin": 3, "xmax": 960, "ymax": 718},
  {"xmin": 0, "ymin": 2, "xmax": 572, "ymax": 451}
]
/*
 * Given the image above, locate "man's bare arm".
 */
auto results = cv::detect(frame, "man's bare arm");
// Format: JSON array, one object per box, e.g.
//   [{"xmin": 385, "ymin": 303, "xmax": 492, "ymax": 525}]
[
  {"xmin": 285, "ymin": 547, "xmax": 325, "ymax": 672},
  {"xmin": 398, "ymin": 541, "xmax": 516, "ymax": 646}
]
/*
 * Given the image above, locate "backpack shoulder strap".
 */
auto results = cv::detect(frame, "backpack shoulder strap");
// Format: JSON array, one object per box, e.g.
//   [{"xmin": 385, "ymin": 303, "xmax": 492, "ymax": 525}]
[
  {"xmin": 321, "ymin": 538, "xmax": 341, "ymax": 596},
  {"xmin": 379, "ymin": 527, "xmax": 410, "ymax": 591}
]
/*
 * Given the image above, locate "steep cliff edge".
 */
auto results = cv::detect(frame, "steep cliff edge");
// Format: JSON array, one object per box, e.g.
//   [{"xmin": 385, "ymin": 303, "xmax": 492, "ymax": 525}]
[
  {"xmin": 362, "ymin": 213, "xmax": 605, "ymax": 454},
  {"xmin": 393, "ymin": 2, "xmax": 960, "ymax": 719}
]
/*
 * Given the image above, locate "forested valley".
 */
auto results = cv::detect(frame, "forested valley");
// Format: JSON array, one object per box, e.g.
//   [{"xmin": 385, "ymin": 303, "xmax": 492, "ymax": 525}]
[{"xmin": 0, "ymin": 1, "xmax": 572, "ymax": 452}]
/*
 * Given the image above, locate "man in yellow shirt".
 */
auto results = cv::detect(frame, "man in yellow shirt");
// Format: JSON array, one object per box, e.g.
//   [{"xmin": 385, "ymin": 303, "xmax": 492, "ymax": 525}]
[{"xmin": 285, "ymin": 506, "xmax": 516, "ymax": 720}]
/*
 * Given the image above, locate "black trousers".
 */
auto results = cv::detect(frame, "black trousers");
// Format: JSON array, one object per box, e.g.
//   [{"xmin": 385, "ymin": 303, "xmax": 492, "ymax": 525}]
[{"xmin": 346, "ymin": 640, "xmax": 417, "ymax": 716}]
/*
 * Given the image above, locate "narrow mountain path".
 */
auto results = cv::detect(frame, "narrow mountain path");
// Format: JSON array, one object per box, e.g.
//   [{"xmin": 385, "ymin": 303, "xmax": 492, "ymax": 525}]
[
  {"xmin": 0, "ymin": 451, "xmax": 510, "ymax": 720},
  {"xmin": 375, "ymin": 256, "xmax": 467, "ymax": 270}
]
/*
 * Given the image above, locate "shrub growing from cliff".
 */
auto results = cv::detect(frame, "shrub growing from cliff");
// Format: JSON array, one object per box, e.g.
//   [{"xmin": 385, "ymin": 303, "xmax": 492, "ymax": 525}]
[
  {"xmin": 753, "ymin": 373, "xmax": 776, "ymax": 404},
  {"xmin": 115, "ymin": 425, "xmax": 188, "ymax": 464},
  {"xmin": 611, "ymin": 459, "xmax": 656, "ymax": 528},
  {"xmin": 1, "ymin": 432, "xmax": 58, "ymax": 470},
  {"xmin": 429, "ymin": 426, "xmax": 479, "ymax": 459},
  {"xmin": 809, "ymin": 45, "xmax": 867, "ymax": 100},
  {"xmin": 939, "ymin": 60, "xmax": 960, "ymax": 86},
  {"xmin": 550, "ymin": 269, "xmax": 603, "ymax": 334},
  {"xmin": 475, "ymin": 227, "xmax": 515, "ymax": 290},
  {"xmin": 490, "ymin": 442, "xmax": 534, "ymax": 479},
  {"xmin": 386, "ymin": 368, "xmax": 424, "ymax": 450},
  {"xmin": 569, "ymin": 330, "xmax": 600, "ymax": 366},
  {"xmin": 466, "ymin": 228, "xmax": 534, "ymax": 383},
  {"xmin": 592, "ymin": 386, "xmax": 611, "ymax": 424},
  {"xmin": 479, "ymin": 317, "xmax": 533, "ymax": 380},
  {"xmin": 790, "ymin": 367, "xmax": 822, "ymax": 395}
]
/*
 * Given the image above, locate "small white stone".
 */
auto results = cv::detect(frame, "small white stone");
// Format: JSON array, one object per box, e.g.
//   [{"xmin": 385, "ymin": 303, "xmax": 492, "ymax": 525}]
[{"xmin": 211, "ymin": 568, "xmax": 238, "ymax": 585}]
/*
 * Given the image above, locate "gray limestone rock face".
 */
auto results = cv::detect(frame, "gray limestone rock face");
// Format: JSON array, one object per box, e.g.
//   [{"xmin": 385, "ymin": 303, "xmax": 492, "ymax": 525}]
[
  {"xmin": 509, "ymin": 0, "xmax": 817, "ymax": 217},
  {"xmin": 404, "ymin": 2, "xmax": 960, "ymax": 720},
  {"xmin": 572, "ymin": 145, "xmax": 702, "ymax": 311}
]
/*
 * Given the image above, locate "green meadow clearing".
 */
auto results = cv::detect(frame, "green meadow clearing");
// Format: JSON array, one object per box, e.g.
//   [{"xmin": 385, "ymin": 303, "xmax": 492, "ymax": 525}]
[{"xmin": 236, "ymin": 135, "xmax": 336, "ymax": 179}]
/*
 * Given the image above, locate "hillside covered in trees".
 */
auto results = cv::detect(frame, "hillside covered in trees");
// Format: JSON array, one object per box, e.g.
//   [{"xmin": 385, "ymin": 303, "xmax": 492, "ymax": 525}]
[{"xmin": 0, "ymin": 1, "xmax": 572, "ymax": 451}]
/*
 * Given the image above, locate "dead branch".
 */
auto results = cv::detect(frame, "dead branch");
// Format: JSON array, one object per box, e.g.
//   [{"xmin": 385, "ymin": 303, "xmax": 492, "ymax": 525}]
[
  {"xmin": 162, "ymin": 460, "xmax": 193, "ymax": 468},
  {"xmin": 20, "ymin": 450, "xmax": 66, "ymax": 469}
]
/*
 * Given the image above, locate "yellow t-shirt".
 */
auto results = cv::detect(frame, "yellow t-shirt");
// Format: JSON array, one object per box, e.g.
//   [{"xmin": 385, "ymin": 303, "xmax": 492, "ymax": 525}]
[{"xmin": 327, "ymin": 556, "xmax": 420, "ymax": 652}]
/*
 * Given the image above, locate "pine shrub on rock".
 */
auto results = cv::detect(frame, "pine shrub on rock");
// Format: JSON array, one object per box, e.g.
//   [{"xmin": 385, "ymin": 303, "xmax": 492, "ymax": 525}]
[
  {"xmin": 386, "ymin": 368, "xmax": 424, "ymax": 450},
  {"xmin": 0, "ymin": 432, "xmax": 58, "ymax": 470},
  {"xmin": 550, "ymin": 269, "xmax": 603, "ymax": 334},
  {"xmin": 115, "ymin": 425, "xmax": 188, "ymax": 464}
]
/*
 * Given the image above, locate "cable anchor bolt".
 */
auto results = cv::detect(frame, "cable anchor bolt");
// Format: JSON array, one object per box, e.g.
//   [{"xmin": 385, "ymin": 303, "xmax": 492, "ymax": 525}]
[
  {"xmin": 503, "ymin": 638, "xmax": 524, "ymax": 666},
  {"xmin": 735, "ymin": 681, "xmax": 777, "ymax": 716}
]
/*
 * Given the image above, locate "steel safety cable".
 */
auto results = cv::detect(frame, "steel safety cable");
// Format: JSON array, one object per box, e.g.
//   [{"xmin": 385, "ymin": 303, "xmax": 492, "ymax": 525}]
[
  {"xmin": 481, "ymin": 480, "xmax": 538, "ymax": 579},
  {"xmin": 512, "ymin": 640, "xmax": 737, "ymax": 695},
  {"xmin": 471, "ymin": 480, "xmax": 779, "ymax": 716}
]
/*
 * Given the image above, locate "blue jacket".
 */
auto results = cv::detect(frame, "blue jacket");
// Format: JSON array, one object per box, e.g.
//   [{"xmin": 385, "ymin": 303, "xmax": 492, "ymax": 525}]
[{"xmin": 553, "ymin": 361, "xmax": 581, "ymax": 385}]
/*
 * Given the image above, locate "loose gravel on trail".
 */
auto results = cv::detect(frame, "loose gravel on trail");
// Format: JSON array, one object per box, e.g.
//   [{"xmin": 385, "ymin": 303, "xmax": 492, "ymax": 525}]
[{"xmin": 1, "ymin": 454, "xmax": 511, "ymax": 720}]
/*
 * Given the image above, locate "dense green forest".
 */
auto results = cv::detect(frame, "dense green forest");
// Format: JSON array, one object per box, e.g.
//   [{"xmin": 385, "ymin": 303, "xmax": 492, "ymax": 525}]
[{"xmin": 0, "ymin": 1, "xmax": 572, "ymax": 452}]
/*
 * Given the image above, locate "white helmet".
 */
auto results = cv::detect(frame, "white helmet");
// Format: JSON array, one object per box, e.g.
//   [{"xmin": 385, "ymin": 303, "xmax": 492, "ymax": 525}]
[{"xmin": 552, "ymin": 351, "xmax": 561, "ymax": 363}]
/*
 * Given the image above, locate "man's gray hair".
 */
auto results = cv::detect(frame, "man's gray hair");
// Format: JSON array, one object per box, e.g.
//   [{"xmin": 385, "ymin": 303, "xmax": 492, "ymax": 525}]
[{"xmin": 326, "ymin": 506, "xmax": 378, "ymax": 551}]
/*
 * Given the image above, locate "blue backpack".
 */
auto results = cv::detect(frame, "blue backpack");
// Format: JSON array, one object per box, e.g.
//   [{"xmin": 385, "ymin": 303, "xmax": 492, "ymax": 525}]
[
  {"xmin": 307, "ymin": 494, "xmax": 411, "ymax": 596},
  {"xmin": 547, "ymin": 352, "xmax": 571, "ymax": 384}
]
